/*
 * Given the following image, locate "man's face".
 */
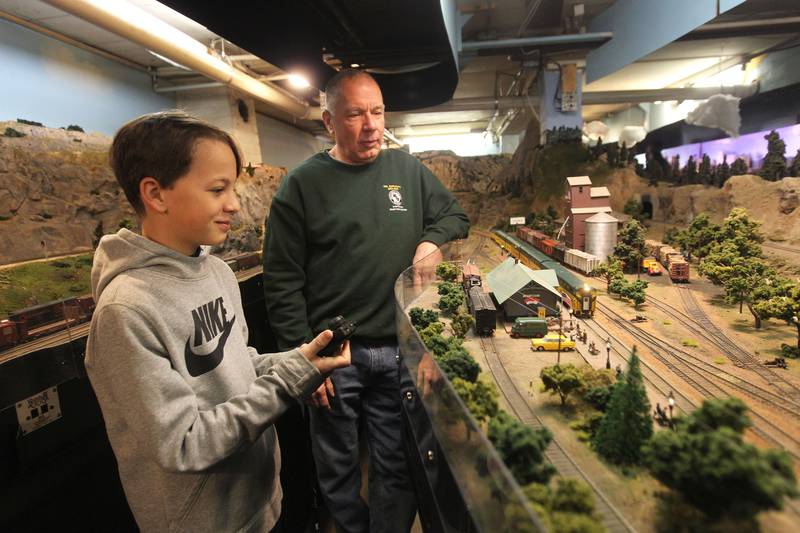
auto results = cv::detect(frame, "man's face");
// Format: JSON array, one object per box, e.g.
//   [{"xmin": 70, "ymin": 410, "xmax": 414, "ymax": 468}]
[{"xmin": 325, "ymin": 76, "xmax": 385, "ymax": 165}]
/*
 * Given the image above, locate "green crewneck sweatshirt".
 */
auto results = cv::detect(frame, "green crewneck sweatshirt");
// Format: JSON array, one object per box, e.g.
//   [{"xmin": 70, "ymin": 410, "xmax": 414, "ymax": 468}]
[{"xmin": 263, "ymin": 149, "xmax": 469, "ymax": 350}]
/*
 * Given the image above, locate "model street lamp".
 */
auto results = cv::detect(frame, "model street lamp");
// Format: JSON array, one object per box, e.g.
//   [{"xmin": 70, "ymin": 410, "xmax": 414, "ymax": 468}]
[
  {"xmin": 605, "ymin": 338, "xmax": 611, "ymax": 370},
  {"xmin": 668, "ymin": 391, "xmax": 675, "ymax": 418},
  {"xmin": 557, "ymin": 303, "xmax": 563, "ymax": 365}
]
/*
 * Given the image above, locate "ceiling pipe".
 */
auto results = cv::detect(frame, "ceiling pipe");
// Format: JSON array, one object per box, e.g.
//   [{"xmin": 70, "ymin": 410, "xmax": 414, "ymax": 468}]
[
  {"xmin": 43, "ymin": 0, "xmax": 319, "ymax": 120},
  {"xmin": 461, "ymin": 31, "xmax": 613, "ymax": 52},
  {"xmin": 413, "ymin": 84, "xmax": 757, "ymax": 112},
  {"xmin": 154, "ymin": 82, "xmax": 224, "ymax": 93}
]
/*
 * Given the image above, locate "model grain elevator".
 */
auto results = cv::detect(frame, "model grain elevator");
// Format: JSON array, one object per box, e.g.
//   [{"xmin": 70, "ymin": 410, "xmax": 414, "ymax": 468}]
[{"xmin": 584, "ymin": 212, "xmax": 618, "ymax": 262}]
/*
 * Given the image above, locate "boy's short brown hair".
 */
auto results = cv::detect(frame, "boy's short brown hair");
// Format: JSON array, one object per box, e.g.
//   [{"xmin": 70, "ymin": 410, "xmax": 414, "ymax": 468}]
[{"xmin": 110, "ymin": 110, "xmax": 242, "ymax": 214}]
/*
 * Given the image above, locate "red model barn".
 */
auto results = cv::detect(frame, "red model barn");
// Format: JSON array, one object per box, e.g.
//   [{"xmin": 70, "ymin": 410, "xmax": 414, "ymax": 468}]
[{"xmin": 564, "ymin": 175, "xmax": 611, "ymax": 251}]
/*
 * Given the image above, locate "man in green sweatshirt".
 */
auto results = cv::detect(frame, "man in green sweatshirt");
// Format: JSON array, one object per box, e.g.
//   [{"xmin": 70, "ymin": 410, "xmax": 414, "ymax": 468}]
[{"xmin": 262, "ymin": 70, "xmax": 469, "ymax": 532}]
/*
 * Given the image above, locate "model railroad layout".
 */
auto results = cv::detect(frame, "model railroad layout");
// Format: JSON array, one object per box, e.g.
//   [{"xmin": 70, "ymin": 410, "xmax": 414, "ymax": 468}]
[
  {"xmin": 476, "ymin": 334, "xmax": 634, "ymax": 533},
  {"xmin": 492, "ymin": 229, "xmax": 597, "ymax": 318},
  {"xmin": 646, "ymin": 289, "xmax": 800, "ymax": 401},
  {"xmin": 0, "ymin": 251, "xmax": 264, "ymax": 363}
]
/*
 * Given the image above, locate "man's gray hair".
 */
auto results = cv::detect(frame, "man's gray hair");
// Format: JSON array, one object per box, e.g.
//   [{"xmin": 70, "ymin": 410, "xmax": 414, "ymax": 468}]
[{"xmin": 323, "ymin": 69, "xmax": 378, "ymax": 115}]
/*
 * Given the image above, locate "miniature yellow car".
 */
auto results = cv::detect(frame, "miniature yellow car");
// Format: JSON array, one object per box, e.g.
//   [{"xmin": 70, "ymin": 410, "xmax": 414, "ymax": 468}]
[{"xmin": 531, "ymin": 334, "xmax": 576, "ymax": 351}]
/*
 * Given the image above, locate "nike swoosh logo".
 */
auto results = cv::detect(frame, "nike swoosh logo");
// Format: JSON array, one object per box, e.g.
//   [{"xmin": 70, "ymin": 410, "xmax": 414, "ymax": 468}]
[{"xmin": 184, "ymin": 315, "xmax": 236, "ymax": 377}]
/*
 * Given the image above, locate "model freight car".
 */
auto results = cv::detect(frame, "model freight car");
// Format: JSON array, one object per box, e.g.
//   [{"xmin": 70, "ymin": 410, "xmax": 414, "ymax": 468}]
[
  {"xmin": 0, "ymin": 295, "xmax": 95, "ymax": 350},
  {"xmin": 468, "ymin": 286, "xmax": 496, "ymax": 336},
  {"xmin": 461, "ymin": 263, "xmax": 482, "ymax": 290},
  {"xmin": 494, "ymin": 230, "xmax": 597, "ymax": 317}
]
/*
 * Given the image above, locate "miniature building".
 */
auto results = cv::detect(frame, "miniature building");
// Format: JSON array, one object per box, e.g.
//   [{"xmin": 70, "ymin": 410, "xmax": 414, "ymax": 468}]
[
  {"xmin": 584, "ymin": 212, "xmax": 618, "ymax": 262},
  {"xmin": 564, "ymin": 175, "xmax": 612, "ymax": 251},
  {"xmin": 487, "ymin": 258, "xmax": 562, "ymax": 319}
]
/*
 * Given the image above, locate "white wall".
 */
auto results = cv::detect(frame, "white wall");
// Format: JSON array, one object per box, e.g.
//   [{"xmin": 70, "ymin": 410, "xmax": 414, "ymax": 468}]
[{"xmin": 257, "ymin": 114, "xmax": 331, "ymax": 169}]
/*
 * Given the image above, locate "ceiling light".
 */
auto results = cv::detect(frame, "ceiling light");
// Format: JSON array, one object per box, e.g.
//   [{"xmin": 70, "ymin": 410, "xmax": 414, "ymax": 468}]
[
  {"xmin": 654, "ymin": 100, "xmax": 662, "ymax": 105},
  {"xmin": 288, "ymin": 73, "xmax": 310, "ymax": 88},
  {"xmin": 350, "ymin": 63, "xmax": 360, "ymax": 68}
]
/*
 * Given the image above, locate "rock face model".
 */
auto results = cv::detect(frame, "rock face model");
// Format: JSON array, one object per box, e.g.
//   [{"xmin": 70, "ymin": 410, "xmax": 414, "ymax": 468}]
[
  {"xmin": 0, "ymin": 122, "xmax": 134, "ymax": 265},
  {"xmin": 0, "ymin": 121, "xmax": 287, "ymax": 265}
]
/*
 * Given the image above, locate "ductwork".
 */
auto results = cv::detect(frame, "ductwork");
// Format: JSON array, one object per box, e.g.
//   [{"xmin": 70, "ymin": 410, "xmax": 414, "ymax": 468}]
[
  {"xmin": 43, "ymin": 0, "xmax": 321, "ymax": 120},
  {"xmin": 411, "ymin": 84, "xmax": 758, "ymax": 113}
]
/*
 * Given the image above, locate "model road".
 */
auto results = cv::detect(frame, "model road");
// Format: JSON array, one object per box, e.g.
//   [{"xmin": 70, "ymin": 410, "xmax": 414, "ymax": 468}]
[{"xmin": 476, "ymin": 334, "xmax": 636, "ymax": 533}]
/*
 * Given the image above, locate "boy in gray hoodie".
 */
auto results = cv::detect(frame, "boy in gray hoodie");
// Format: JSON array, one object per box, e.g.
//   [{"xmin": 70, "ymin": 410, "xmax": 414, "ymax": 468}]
[{"xmin": 85, "ymin": 111, "xmax": 351, "ymax": 533}]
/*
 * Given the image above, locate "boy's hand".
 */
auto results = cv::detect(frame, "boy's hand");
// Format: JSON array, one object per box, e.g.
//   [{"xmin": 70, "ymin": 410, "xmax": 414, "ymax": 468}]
[{"xmin": 299, "ymin": 330, "xmax": 351, "ymax": 410}]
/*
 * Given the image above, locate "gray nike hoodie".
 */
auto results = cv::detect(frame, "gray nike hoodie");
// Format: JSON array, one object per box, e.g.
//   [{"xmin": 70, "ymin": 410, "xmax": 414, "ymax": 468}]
[{"xmin": 86, "ymin": 229, "xmax": 323, "ymax": 532}]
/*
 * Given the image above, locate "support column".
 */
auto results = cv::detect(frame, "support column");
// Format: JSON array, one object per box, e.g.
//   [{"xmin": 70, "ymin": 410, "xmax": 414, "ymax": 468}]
[
  {"xmin": 177, "ymin": 86, "xmax": 262, "ymax": 166},
  {"xmin": 538, "ymin": 68, "xmax": 583, "ymax": 142}
]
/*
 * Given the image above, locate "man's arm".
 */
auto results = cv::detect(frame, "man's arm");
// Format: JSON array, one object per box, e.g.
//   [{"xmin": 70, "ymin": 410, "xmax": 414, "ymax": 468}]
[{"xmin": 262, "ymin": 179, "xmax": 314, "ymax": 351}]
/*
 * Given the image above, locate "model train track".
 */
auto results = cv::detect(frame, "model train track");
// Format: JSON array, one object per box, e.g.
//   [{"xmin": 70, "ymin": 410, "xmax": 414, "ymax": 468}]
[
  {"xmin": 596, "ymin": 302, "xmax": 800, "ymax": 461},
  {"xmin": 647, "ymin": 288, "xmax": 800, "ymax": 402},
  {"xmin": 476, "ymin": 335, "xmax": 635, "ymax": 533},
  {"xmin": 0, "ymin": 265, "xmax": 264, "ymax": 364},
  {"xmin": 641, "ymin": 297, "xmax": 800, "ymax": 417},
  {"xmin": 579, "ymin": 317, "xmax": 696, "ymax": 416}
]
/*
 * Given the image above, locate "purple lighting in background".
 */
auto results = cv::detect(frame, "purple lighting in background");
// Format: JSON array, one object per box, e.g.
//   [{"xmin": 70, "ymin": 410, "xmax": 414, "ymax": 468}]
[{"xmin": 637, "ymin": 123, "xmax": 800, "ymax": 168}]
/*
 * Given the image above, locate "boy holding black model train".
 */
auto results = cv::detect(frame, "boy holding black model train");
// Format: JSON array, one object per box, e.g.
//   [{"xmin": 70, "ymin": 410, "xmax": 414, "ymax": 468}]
[{"xmin": 85, "ymin": 110, "xmax": 351, "ymax": 532}]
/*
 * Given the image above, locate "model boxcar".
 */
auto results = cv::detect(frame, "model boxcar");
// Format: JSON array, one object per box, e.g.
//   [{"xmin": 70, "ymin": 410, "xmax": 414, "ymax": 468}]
[{"xmin": 468, "ymin": 286, "xmax": 496, "ymax": 336}]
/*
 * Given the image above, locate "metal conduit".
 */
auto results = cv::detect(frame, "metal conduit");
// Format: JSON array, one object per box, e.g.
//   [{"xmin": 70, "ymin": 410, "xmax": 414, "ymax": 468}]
[{"xmin": 43, "ymin": 0, "xmax": 316, "ymax": 119}]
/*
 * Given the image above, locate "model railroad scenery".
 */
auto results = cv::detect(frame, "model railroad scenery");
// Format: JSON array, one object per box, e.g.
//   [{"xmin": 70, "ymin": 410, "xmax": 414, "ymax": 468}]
[
  {"xmin": 0, "ymin": 251, "xmax": 263, "ymax": 362},
  {"xmin": 404, "ymin": 188, "xmax": 800, "ymax": 532}
]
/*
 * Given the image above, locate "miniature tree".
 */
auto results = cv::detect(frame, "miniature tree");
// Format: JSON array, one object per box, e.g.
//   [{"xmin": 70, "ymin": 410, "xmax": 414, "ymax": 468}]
[
  {"xmin": 613, "ymin": 219, "xmax": 647, "ymax": 273},
  {"xmin": 591, "ymin": 258, "xmax": 624, "ymax": 292},
  {"xmin": 438, "ymin": 281, "xmax": 460, "ymax": 295},
  {"xmin": 716, "ymin": 155, "xmax": 731, "ymax": 187},
  {"xmin": 420, "ymin": 327, "xmax": 449, "ymax": 355},
  {"xmin": 717, "ymin": 207, "xmax": 764, "ymax": 259},
  {"xmin": 451, "ymin": 311, "xmax": 475, "ymax": 338},
  {"xmin": 672, "ymin": 213, "xmax": 722, "ymax": 259},
  {"xmin": 700, "ymin": 243, "xmax": 773, "ymax": 328},
  {"xmin": 730, "ymin": 157, "xmax": 748, "ymax": 175},
  {"xmin": 579, "ymin": 366, "xmax": 617, "ymax": 412},
  {"xmin": 436, "ymin": 262, "xmax": 460, "ymax": 282},
  {"xmin": 670, "ymin": 155, "xmax": 681, "ymax": 183},
  {"xmin": 683, "ymin": 155, "xmax": 697, "ymax": 184},
  {"xmin": 409, "ymin": 307, "xmax": 439, "ymax": 330},
  {"xmin": 645, "ymin": 157, "xmax": 663, "ymax": 186},
  {"xmin": 593, "ymin": 137, "xmax": 603, "ymax": 161},
  {"xmin": 623, "ymin": 199, "xmax": 643, "ymax": 222},
  {"xmin": 644, "ymin": 398, "xmax": 797, "ymax": 521},
  {"xmin": 592, "ymin": 349, "xmax": 652, "ymax": 465},
  {"xmin": 439, "ymin": 291, "xmax": 464, "ymax": 315},
  {"xmin": 518, "ymin": 479, "xmax": 603, "ymax": 533},
  {"xmin": 760, "ymin": 130, "xmax": 786, "ymax": 181},
  {"xmin": 540, "ymin": 364, "xmax": 584, "ymax": 407},
  {"xmin": 437, "ymin": 343, "xmax": 481, "ymax": 382},
  {"xmin": 618, "ymin": 278, "xmax": 648, "ymax": 308},
  {"xmin": 791, "ymin": 149, "xmax": 800, "ymax": 177},
  {"xmin": 451, "ymin": 377, "xmax": 499, "ymax": 424},
  {"xmin": 489, "ymin": 411, "xmax": 556, "ymax": 485},
  {"xmin": 606, "ymin": 143, "xmax": 619, "ymax": 168},
  {"xmin": 698, "ymin": 154, "xmax": 712, "ymax": 185},
  {"xmin": 754, "ymin": 279, "xmax": 800, "ymax": 352},
  {"xmin": 619, "ymin": 142, "xmax": 629, "ymax": 167}
]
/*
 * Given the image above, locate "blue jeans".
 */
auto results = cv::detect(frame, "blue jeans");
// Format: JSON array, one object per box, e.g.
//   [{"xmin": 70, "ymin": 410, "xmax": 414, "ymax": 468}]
[{"xmin": 309, "ymin": 339, "xmax": 417, "ymax": 533}]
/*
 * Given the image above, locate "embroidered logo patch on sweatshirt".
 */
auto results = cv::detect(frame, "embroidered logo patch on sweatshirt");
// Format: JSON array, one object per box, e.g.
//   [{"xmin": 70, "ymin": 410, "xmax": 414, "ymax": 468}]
[{"xmin": 184, "ymin": 296, "xmax": 236, "ymax": 377}]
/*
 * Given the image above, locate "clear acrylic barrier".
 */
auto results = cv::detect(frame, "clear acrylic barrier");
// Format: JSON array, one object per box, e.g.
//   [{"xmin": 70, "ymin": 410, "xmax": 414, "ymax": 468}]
[{"xmin": 394, "ymin": 241, "xmax": 547, "ymax": 532}]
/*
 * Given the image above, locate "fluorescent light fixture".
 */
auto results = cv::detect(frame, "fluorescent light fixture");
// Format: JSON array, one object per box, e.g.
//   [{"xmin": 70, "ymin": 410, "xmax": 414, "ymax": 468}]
[
  {"xmin": 288, "ymin": 73, "xmax": 310, "ymax": 88},
  {"xmin": 350, "ymin": 63, "xmax": 360, "ymax": 68},
  {"xmin": 654, "ymin": 100, "xmax": 662, "ymax": 105}
]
